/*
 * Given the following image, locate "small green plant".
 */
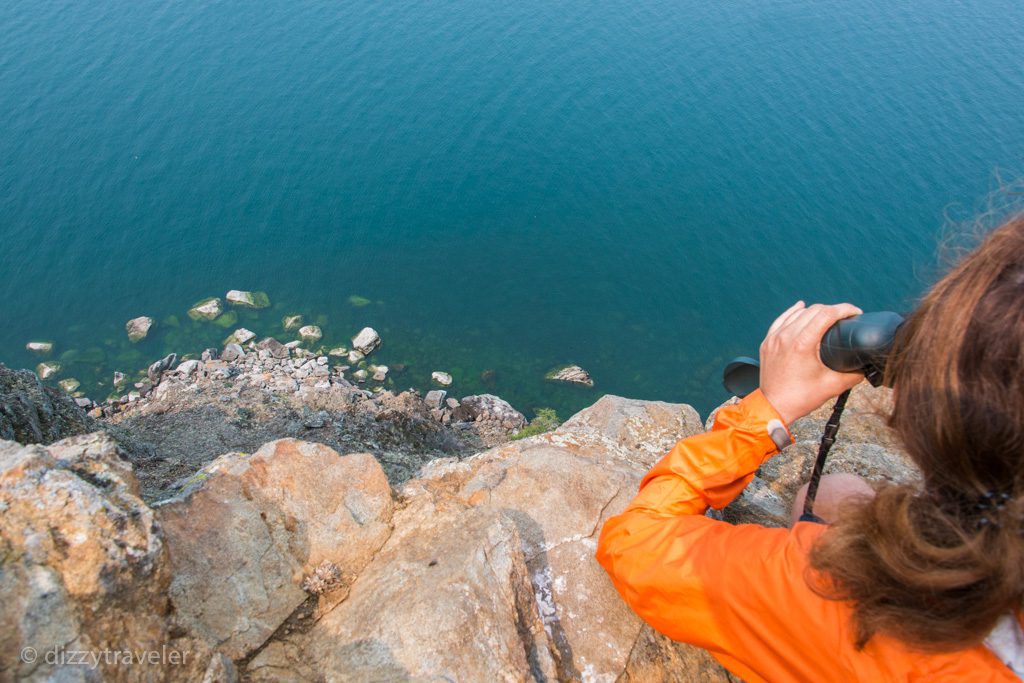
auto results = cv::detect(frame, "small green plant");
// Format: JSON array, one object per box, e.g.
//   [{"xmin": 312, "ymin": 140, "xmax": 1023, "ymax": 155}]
[{"xmin": 512, "ymin": 408, "xmax": 561, "ymax": 440}]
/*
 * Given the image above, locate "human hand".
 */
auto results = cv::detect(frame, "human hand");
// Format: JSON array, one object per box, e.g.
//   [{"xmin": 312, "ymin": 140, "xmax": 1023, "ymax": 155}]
[{"xmin": 759, "ymin": 301, "xmax": 865, "ymax": 425}]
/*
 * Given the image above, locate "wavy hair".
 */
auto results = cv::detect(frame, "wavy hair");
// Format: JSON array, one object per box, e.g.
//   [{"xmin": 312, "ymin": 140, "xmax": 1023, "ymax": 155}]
[{"xmin": 809, "ymin": 216, "xmax": 1024, "ymax": 650}]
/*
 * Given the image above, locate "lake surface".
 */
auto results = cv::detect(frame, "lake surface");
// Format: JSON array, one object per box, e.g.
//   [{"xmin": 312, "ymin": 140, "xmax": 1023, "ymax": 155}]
[{"xmin": 1, "ymin": 0, "xmax": 1022, "ymax": 419}]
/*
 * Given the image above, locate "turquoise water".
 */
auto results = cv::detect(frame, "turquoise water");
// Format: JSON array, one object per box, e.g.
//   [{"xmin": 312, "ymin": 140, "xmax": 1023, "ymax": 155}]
[{"xmin": 1, "ymin": 0, "xmax": 1022, "ymax": 418}]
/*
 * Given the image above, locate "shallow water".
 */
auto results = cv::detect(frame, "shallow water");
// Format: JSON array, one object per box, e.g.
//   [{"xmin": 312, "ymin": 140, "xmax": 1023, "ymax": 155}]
[{"xmin": 1, "ymin": 0, "xmax": 1022, "ymax": 418}]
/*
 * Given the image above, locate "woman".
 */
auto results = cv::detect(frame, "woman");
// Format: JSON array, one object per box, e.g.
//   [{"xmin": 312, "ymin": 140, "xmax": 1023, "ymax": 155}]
[{"xmin": 596, "ymin": 217, "xmax": 1024, "ymax": 681}]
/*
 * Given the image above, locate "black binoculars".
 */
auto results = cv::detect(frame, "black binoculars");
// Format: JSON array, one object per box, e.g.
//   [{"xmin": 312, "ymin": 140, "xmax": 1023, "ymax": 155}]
[{"xmin": 723, "ymin": 311, "xmax": 905, "ymax": 397}]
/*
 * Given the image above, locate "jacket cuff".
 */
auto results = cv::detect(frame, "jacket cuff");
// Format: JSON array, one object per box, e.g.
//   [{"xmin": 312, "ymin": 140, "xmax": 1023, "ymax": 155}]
[{"xmin": 738, "ymin": 389, "xmax": 794, "ymax": 452}]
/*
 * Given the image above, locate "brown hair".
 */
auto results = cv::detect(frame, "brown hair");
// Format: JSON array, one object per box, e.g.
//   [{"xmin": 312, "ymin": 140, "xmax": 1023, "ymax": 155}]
[{"xmin": 809, "ymin": 215, "xmax": 1024, "ymax": 651}]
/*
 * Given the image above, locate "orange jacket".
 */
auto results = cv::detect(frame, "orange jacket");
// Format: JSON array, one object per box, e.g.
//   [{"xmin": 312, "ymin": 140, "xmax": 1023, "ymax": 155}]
[{"xmin": 596, "ymin": 389, "xmax": 1018, "ymax": 682}]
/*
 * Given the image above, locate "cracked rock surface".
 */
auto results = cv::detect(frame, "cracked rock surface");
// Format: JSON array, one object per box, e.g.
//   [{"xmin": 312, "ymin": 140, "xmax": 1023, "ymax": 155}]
[{"xmin": 1, "ymin": 387, "xmax": 909, "ymax": 681}]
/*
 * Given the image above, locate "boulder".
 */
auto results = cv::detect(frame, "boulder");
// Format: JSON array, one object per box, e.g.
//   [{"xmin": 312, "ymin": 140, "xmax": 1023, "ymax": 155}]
[
  {"xmin": 282, "ymin": 315, "xmax": 304, "ymax": 331},
  {"xmin": 177, "ymin": 359, "xmax": 201, "ymax": 378},
  {"xmin": 0, "ymin": 433, "xmax": 174, "ymax": 681},
  {"xmin": 298, "ymin": 325, "xmax": 322, "ymax": 343},
  {"xmin": 546, "ymin": 364, "xmax": 595, "ymax": 387},
  {"xmin": 25, "ymin": 341, "xmax": 53, "ymax": 356},
  {"xmin": 226, "ymin": 290, "xmax": 270, "ymax": 309},
  {"xmin": 221, "ymin": 343, "xmax": 245, "ymax": 362},
  {"xmin": 451, "ymin": 394, "xmax": 526, "ymax": 430},
  {"xmin": 371, "ymin": 365, "xmax": 389, "ymax": 382},
  {"xmin": 431, "ymin": 371, "xmax": 453, "ymax": 386},
  {"xmin": 126, "ymin": 316, "xmax": 155, "ymax": 343},
  {"xmin": 231, "ymin": 328, "xmax": 256, "ymax": 344},
  {"xmin": 189, "ymin": 297, "xmax": 224, "ymax": 321},
  {"xmin": 347, "ymin": 349, "xmax": 364, "ymax": 364},
  {"xmin": 35, "ymin": 361, "xmax": 60, "ymax": 380},
  {"xmin": 155, "ymin": 440, "xmax": 393, "ymax": 660},
  {"xmin": 424, "ymin": 389, "xmax": 447, "ymax": 409},
  {"xmin": 147, "ymin": 353, "xmax": 177, "ymax": 384},
  {"xmin": 247, "ymin": 504, "xmax": 558, "ymax": 683},
  {"xmin": 256, "ymin": 337, "xmax": 289, "ymax": 360},
  {"xmin": 244, "ymin": 396, "xmax": 704, "ymax": 681},
  {"xmin": 351, "ymin": 327, "xmax": 381, "ymax": 355}
]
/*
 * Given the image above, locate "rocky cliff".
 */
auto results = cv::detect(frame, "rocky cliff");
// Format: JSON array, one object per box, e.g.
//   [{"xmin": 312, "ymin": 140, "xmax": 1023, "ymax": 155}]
[{"xmin": 0, "ymin": 362, "xmax": 916, "ymax": 682}]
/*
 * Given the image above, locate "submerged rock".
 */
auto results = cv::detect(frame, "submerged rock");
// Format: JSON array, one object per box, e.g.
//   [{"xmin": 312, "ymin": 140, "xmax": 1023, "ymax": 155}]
[
  {"xmin": 212, "ymin": 310, "xmax": 239, "ymax": 329},
  {"xmin": 298, "ymin": 325, "xmax": 323, "ymax": 343},
  {"xmin": 25, "ymin": 341, "xmax": 54, "ymax": 356},
  {"xmin": 431, "ymin": 371, "xmax": 453, "ymax": 386},
  {"xmin": 546, "ymin": 364, "xmax": 595, "ymax": 387},
  {"xmin": 347, "ymin": 294, "xmax": 372, "ymax": 307},
  {"xmin": 371, "ymin": 365, "xmax": 389, "ymax": 382},
  {"xmin": 57, "ymin": 378, "xmax": 80, "ymax": 394},
  {"xmin": 125, "ymin": 316, "xmax": 155, "ymax": 343},
  {"xmin": 282, "ymin": 314, "xmax": 304, "ymax": 331},
  {"xmin": 347, "ymin": 349, "xmax": 365, "ymax": 364},
  {"xmin": 328, "ymin": 347, "xmax": 348, "ymax": 357},
  {"xmin": 188, "ymin": 297, "xmax": 224, "ymax": 321},
  {"xmin": 226, "ymin": 290, "xmax": 270, "ymax": 309},
  {"xmin": 35, "ymin": 361, "xmax": 60, "ymax": 380},
  {"xmin": 351, "ymin": 327, "xmax": 381, "ymax": 355}
]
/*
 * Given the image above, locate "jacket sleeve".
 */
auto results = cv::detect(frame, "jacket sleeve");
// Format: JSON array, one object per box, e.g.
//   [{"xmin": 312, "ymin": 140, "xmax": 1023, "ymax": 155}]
[{"xmin": 595, "ymin": 389, "xmax": 847, "ymax": 682}]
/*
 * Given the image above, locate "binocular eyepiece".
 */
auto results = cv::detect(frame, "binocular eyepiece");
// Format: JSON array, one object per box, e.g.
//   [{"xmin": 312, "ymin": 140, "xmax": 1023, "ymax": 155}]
[{"xmin": 723, "ymin": 311, "xmax": 905, "ymax": 398}]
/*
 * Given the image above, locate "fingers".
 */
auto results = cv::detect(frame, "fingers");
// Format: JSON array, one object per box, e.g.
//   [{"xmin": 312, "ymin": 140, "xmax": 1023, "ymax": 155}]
[
  {"xmin": 767, "ymin": 300, "xmax": 805, "ymax": 336},
  {"xmin": 791, "ymin": 303, "xmax": 864, "ymax": 347}
]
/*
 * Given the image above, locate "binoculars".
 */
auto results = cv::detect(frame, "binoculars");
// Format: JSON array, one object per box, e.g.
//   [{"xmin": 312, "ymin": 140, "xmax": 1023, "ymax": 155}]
[{"xmin": 723, "ymin": 311, "xmax": 906, "ymax": 397}]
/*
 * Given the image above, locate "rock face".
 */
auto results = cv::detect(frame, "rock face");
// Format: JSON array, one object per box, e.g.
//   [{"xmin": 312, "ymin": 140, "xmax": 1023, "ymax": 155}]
[
  {"xmin": 0, "ymin": 433, "xmax": 182, "ymax": 681},
  {"xmin": 125, "ymin": 316, "xmax": 155, "ymax": 342},
  {"xmin": 249, "ymin": 394, "xmax": 708, "ymax": 681},
  {"xmin": 156, "ymin": 439, "xmax": 393, "ymax": 660},
  {"xmin": 546, "ymin": 364, "xmax": 595, "ymax": 387},
  {"xmin": 188, "ymin": 297, "xmax": 224, "ymax": 321},
  {"xmin": 351, "ymin": 327, "xmax": 380, "ymax": 355},
  {"xmin": 0, "ymin": 364, "xmax": 93, "ymax": 444},
  {"xmin": 0, "ymin": 378, "xmax": 916, "ymax": 682}
]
